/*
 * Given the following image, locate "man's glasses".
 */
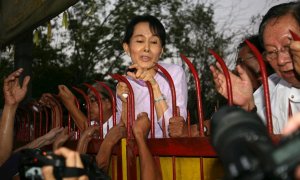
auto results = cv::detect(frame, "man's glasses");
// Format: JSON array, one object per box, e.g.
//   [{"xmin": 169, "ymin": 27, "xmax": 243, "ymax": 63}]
[
  {"xmin": 236, "ymin": 56, "xmax": 255, "ymax": 65},
  {"xmin": 263, "ymin": 38, "xmax": 292, "ymax": 62},
  {"xmin": 263, "ymin": 45, "xmax": 290, "ymax": 62}
]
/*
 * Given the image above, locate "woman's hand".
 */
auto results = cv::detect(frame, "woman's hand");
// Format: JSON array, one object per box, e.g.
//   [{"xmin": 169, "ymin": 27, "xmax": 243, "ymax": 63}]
[
  {"xmin": 116, "ymin": 82, "xmax": 129, "ymax": 103},
  {"xmin": 127, "ymin": 63, "xmax": 157, "ymax": 86}
]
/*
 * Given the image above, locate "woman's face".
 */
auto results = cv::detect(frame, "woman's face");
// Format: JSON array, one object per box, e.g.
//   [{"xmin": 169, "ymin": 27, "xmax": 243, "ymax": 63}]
[{"xmin": 123, "ymin": 22, "xmax": 163, "ymax": 70}]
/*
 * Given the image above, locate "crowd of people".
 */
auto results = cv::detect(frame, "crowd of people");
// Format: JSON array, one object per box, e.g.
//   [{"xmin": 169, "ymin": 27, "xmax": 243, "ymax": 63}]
[{"xmin": 2, "ymin": 1, "xmax": 300, "ymax": 179}]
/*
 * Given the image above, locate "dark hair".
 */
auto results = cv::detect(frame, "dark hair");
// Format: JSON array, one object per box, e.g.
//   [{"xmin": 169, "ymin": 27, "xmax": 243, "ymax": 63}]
[
  {"xmin": 88, "ymin": 82, "xmax": 115, "ymax": 101},
  {"xmin": 237, "ymin": 35, "xmax": 275, "ymax": 75},
  {"xmin": 122, "ymin": 15, "xmax": 166, "ymax": 47},
  {"xmin": 238, "ymin": 34, "xmax": 264, "ymax": 53},
  {"xmin": 258, "ymin": 1, "xmax": 300, "ymax": 46}
]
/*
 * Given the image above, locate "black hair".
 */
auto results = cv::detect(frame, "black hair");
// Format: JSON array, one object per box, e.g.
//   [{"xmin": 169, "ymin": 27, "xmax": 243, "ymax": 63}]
[
  {"xmin": 88, "ymin": 82, "xmax": 115, "ymax": 101},
  {"xmin": 122, "ymin": 14, "xmax": 166, "ymax": 47},
  {"xmin": 237, "ymin": 35, "xmax": 275, "ymax": 75},
  {"xmin": 258, "ymin": 1, "xmax": 300, "ymax": 46},
  {"xmin": 238, "ymin": 34, "xmax": 264, "ymax": 53}
]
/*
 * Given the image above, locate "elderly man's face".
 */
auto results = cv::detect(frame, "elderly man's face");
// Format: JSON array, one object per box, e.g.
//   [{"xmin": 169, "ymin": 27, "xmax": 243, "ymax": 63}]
[{"xmin": 263, "ymin": 13, "xmax": 300, "ymax": 88}]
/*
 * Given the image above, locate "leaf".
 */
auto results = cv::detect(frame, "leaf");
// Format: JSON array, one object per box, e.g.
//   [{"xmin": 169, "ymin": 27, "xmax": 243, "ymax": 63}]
[
  {"xmin": 47, "ymin": 21, "xmax": 52, "ymax": 41},
  {"xmin": 33, "ymin": 30, "xmax": 40, "ymax": 46},
  {"xmin": 62, "ymin": 11, "xmax": 69, "ymax": 29}
]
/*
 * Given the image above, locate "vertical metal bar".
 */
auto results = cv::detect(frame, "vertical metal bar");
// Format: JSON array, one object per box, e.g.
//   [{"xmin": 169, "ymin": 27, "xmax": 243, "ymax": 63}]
[
  {"xmin": 156, "ymin": 64, "xmax": 177, "ymax": 116},
  {"xmin": 44, "ymin": 107, "xmax": 49, "ymax": 133},
  {"xmin": 68, "ymin": 114, "xmax": 71, "ymax": 135},
  {"xmin": 180, "ymin": 54, "xmax": 205, "ymax": 136},
  {"xmin": 112, "ymin": 156, "xmax": 115, "ymax": 180},
  {"xmin": 115, "ymin": 74, "xmax": 135, "ymax": 129},
  {"xmin": 17, "ymin": 113, "xmax": 22, "ymax": 141},
  {"xmin": 209, "ymin": 50, "xmax": 233, "ymax": 105},
  {"xmin": 96, "ymin": 81, "xmax": 117, "ymax": 126},
  {"xmin": 72, "ymin": 86, "xmax": 91, "ymax": 127},
  {"xmin": 200, "ymin": 158, "xmax": 204, "ymax": 180},
  {"xmin": 49, "ymin": 94, "xmax": 63, "ymax": 127},
  {"xmin": 33, "ymin": 111, "xmax": 37, "ymax": 139},
  {"xmin": 172, "ymin": 156, "xmax": 176, "ymax": 180},
  {"xmin": 110, "ymin": 74, "xmax": 135, "ymax": 139},
  {"xmin": 39, "ymin": 111, "xmax": 42, "ymax": 137},
  {"xmin": 187, "ymin": 111, "xmax": 191, "ymax": 137},
  {"xmin": 146, "ymin": 82, "xmax": 155, "ymax": 138},
  {"xmin": 245, "ymin": 40, "xmax": 273, "ymax": 134},
  {"xmin": 26, "ymin": 111, "xmax": 30, "ymax": 141},
  {"xmin": 74, "ymin": 97, "xmax": 81, "ymax": 139},
  {"xmin": 84, "ymin": 83, "xmax": 104, "ymax": 139}
]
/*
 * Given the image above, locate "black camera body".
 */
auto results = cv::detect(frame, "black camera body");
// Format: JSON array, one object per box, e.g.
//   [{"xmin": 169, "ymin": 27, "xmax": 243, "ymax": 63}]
[
  {"xmin": 19, "ymin": 148, "xmax": 110, "ymax": 180},
  {"xmin": 211, "ymin": 106, "xmax": 300, "ymax": 180}
]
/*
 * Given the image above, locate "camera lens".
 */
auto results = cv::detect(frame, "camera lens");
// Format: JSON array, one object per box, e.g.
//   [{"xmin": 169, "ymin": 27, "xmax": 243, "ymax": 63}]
[{"xmin": 211, "ymin": 106, "xmax": 274, "ymax": 179}]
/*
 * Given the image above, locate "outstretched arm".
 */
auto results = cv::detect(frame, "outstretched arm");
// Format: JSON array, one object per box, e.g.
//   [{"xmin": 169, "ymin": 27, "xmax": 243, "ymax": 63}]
[
  {"xmin": 14, "ymin": 127, "xmax": 64, "ymax": 152},
  {"xmin": 96, "ymin": 122, "xmax": 126, "ymax": 172},
  {"xmin": 133, "ymin": 112, "xmax": 162, "ymax": 180},
  {"xmin": 58, "ymin": 85, "xmax": 88, "ymax": 131},
  {"xmin": 76, "ymin": 126, "xmax": 99, "ymax": 154},
  {"xmin": 0, "ymin": 68, "xmax": 30, "ymax": 165}
]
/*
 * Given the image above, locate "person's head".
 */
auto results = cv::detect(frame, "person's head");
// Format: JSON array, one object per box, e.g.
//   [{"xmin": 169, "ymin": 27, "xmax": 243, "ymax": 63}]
[
  {"xmin": 258, "ymin": 2, "xmax": 300, "ymax": 88},
  {"xmin": 236, "ymin": 35, "xmax": 263, "ymax": 90},
  {"xmin": 122, "ymin": 15, "xmax": 166, "ymax": 70},
  {"xmin": 87, "ymin": 83, "xmax": 114, "ymax": 122}
]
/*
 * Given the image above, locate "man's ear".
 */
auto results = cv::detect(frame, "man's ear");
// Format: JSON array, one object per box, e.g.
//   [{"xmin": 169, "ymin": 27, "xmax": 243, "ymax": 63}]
[{"xmin": 123, "ymin": 43, "xmax": 130, "ymax": 56}]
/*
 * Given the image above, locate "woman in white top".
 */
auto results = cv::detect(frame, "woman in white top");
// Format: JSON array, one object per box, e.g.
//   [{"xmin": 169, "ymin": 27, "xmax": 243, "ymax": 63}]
[{"xmin": 116, "ymin": 15, "xmax": 188, "ymax": 138}]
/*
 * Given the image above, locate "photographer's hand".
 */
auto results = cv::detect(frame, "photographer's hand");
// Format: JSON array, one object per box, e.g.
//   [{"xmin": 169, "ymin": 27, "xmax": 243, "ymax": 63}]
[
  {"xmin": 282, "ymin": 113, "xmax": 300, "ymax": 179},
  {"xmin": 42, "ymin": 147, "xmax": 88, "ymax": 180}
]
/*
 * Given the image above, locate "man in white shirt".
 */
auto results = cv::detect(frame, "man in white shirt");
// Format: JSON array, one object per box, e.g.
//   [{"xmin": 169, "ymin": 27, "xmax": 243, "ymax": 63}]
[{"xmin": 210, "ymin": 2, "xmax": 300, "ymax": 134}]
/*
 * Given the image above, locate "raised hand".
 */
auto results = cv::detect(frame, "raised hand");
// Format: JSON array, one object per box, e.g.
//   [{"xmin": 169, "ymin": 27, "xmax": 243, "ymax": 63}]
[
  {"xmin": 127, "ymin": 63, "xmax": 157, "ymax": 85},
  {"xmin": 168, "ymin": 107, "xmax": 187, "ymax": 137},
  {"xmin": 77, "ymin": 126, "xmax": 99, "ymax": 154},
  {"xmin": 57, "ymin": 85, "xmax": 76, "ymax": 106},
  {"xmin": 132, "ymin": 112, "xmax": 150, "ymax": 139},
  {"xmin": 290, "ymin": 39, "xmax": 300, "ymax": 76},
  {"xmin": 210, "ymin": 63, "xmax": 255, "ymax": 110},
  {"xmin": 116, "ymin": 82, "xmax": 129, "ymax": 103},
  {"xmin": 3, "ymin": 68, "xmax": 30, "ymax": 106},
  {"xmin": 96, "ymin": 122, "xmax": 126, "ymax": 172},
  {"xmin": 53, "ymin": 127, "xmax": 73, "ymax": 151}
]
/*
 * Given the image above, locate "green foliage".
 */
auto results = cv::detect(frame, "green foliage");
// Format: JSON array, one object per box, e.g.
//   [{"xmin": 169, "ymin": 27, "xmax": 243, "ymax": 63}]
[{"xmin": 0, "ymin": 0, "xmax": 233, "ymax": 118}]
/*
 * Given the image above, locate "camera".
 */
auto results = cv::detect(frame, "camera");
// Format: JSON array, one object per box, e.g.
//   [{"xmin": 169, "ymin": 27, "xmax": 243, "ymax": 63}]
[
  {"xmin": 211, "ymin": 106, "xmax": 300, "ymax": 180},
  {"xmin": 19, "ymin": 148, "xmax": 110, "ymax": 180}
]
